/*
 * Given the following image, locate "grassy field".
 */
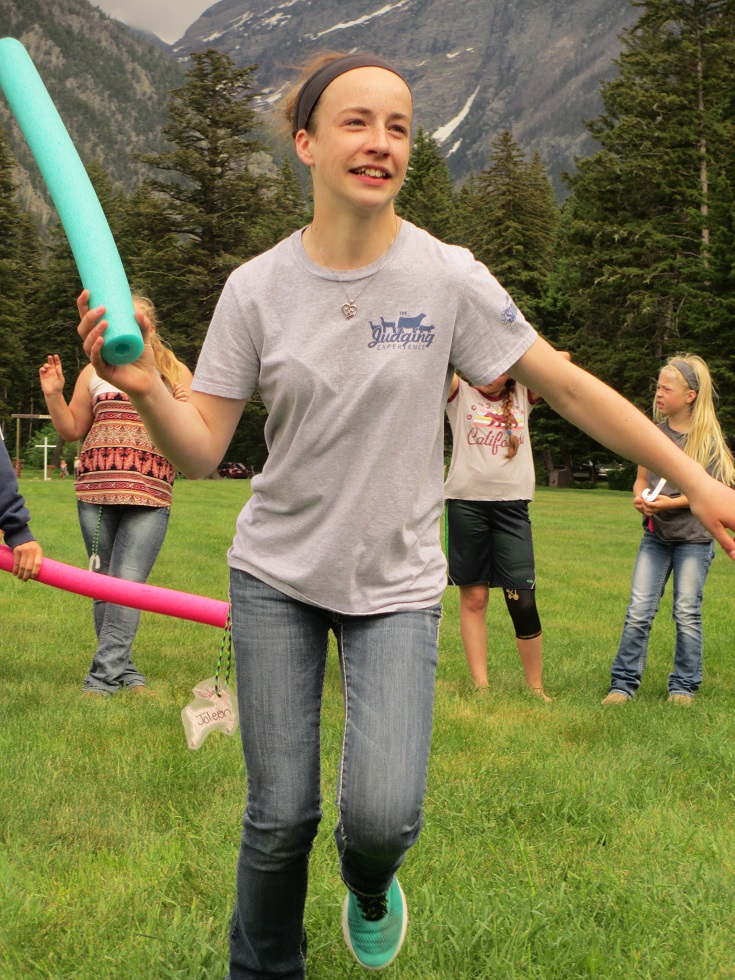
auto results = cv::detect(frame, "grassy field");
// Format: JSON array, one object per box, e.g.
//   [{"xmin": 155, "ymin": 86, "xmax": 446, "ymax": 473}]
[{"xmin": 2, "ymin": 477, "xmax": 735, "ymax": 979}]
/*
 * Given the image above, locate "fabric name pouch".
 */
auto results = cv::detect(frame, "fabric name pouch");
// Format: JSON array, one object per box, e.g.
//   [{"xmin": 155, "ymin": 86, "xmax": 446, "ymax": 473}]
[{"xmin": 181, "ymin": 677, "xmax": 239, "ymax": 750}]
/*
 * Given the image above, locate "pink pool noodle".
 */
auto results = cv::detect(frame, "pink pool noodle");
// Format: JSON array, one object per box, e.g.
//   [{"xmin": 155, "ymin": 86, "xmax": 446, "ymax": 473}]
[{"xmin": 0, "ymin": 545, "xmax": 228, "ymax": 627}]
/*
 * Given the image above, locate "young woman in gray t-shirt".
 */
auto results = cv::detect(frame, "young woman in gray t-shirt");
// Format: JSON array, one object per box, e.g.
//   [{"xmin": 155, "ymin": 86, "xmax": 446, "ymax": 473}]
[{"xmin": 77, "ymin": 52, "xmax": 735, "ymax": 980}]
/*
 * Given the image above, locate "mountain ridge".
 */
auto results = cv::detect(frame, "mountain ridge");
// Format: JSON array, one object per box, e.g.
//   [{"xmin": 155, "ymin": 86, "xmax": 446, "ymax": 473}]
[
  {"xmin": 0, "ymin": 0, "xmax": 639, "ymax": 227},
  {"xmin": 174, "ymin": 0, "xmax": 639, "ymax": 190},
  {"xmin": 0, "ymin": 0, "xmax": 183, "ymax": 226}
]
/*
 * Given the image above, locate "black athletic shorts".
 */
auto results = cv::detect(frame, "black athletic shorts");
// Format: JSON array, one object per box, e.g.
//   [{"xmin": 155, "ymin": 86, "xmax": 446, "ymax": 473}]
[{"xmin": 446, "ymin": 498, "xmax": 536, "ymax": 589}]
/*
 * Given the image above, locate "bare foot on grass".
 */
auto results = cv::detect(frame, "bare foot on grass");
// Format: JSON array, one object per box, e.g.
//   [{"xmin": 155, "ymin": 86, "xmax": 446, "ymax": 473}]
[{"xmin": 528, "ymin": 686, "xmax": 552, "ymax": 703}]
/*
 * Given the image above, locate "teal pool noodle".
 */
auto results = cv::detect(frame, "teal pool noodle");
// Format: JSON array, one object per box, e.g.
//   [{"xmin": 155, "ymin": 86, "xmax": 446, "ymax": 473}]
[{"xmin": 0, "ymin": 37, "xmax": 143, "ymax": 365}]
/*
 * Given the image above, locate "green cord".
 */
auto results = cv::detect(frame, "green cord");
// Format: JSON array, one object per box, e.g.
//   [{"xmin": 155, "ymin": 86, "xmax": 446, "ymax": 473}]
[
  {"xmin": 214, "ymin": 601, "xmax": 233, "ymax": 698},
  {"xmin": 88, "ymin": 504, "xmax": 103, "ymax": 571}
]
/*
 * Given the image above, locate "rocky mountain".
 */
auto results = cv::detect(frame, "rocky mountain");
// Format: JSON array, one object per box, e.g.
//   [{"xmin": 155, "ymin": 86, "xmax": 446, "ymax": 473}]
[
  {"xmin": 174, "ymin": 0, "xmax": 639, "ymax": 192},
  {"xmin": 0, "ymin": 0, "xmax": 638, "ymax": 228},
  {"xmin": 0, "ymin": 0, "xmax": 183, "ymax": 226}
]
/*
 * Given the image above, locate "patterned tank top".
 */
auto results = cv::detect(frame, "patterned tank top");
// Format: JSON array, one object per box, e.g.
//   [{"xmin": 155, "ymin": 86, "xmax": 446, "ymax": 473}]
[{"xmin": 75, "ymin": 375, "xmax": 175, "ymax": 507}]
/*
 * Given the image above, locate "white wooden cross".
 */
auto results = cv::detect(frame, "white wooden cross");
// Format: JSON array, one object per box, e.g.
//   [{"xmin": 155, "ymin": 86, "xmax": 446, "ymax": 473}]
[{"xmin": 35, "ymin": 435, "xmax": 57, "ymax": 481}]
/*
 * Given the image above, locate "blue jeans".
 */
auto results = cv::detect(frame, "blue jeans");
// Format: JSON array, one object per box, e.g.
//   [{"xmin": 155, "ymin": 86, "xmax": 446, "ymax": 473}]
[
  {"xmin": 78, "ymin": 502, "xmax": 170, "ymax": 693},
  {"xmin": 609, "ymin": 530, "xmax": 714, "ymax": 699},
  {"xmin": 227, "ymin": 570, "xmax": 441, "ymax": 980}
]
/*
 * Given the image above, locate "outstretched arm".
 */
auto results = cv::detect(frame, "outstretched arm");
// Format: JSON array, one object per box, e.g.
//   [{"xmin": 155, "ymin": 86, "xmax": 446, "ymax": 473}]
[
  {"xmin": 77, "ymin": 292, "xmax": 245, "ymax": 479},
  {"xmin": 527, "ymin": 350, "xmax": 571, "ymax": 403},
  {"xmin": 510, "ymin": 337, "xmax": 735, "ymax": 557}
]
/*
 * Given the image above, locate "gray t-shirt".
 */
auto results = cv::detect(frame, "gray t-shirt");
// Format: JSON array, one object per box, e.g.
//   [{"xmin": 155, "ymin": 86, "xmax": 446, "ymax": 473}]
[
  {"xmin": 193, "ymin": 221, "xmax": 537, "ymax": 614},
  {"xmin": 645, "ymin": 420, "xmax": 713, "ymax": 543}
]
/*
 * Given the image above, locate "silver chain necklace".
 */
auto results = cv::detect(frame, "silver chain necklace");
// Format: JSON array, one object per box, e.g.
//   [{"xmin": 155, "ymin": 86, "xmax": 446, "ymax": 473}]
[{"xmin": 310, "ymin": 219, "xmax": 400, "ymax": 319}]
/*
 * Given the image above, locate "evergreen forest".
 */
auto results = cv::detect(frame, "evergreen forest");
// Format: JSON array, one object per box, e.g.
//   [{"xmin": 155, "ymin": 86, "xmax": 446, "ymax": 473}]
[{"xmin": 2, "ymin": 0, "xmax": 734, "ymax": 478}]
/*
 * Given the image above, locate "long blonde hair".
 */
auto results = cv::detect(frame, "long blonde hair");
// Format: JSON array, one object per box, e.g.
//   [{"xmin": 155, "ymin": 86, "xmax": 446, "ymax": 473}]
[
  {"xmin": 132, "ymin": 295, "xmax": 184, "ymax": 389},
  {"xmin": 654, "ymin": 353, "xmax": 735, "ymax": 486}
]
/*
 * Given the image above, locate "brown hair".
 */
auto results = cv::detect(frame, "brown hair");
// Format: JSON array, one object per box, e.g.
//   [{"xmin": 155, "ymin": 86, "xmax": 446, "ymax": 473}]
[
  {"xmin": 279, "ymin": 51, "xmax": 349, "ymax": 139},
  {"xmin": 501, "ymin": 379, "xmax": 519, "ymax": 459}
]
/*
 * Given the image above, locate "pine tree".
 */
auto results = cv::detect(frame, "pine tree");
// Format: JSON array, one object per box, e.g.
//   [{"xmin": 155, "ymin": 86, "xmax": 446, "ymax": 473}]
[
  {"xmin": 139, "ymin": 49, "xmax": 266, "ymax": 255},
  {"xmin": 524, "ymin": 151, "xmax": 560, "ymax": 301},
  {"xmin": 134, "ymin": 49, "xmax": 275, "ymax": 367},
  {"xmin": 0, "ymin": 127, "xmax": 41, "ymax": 429},
  {"xmin": 556, "ymin": 0, "xmax": 735, "ymax": 431},
  {"xmin": 132, "ymin": 50, "xmax": 307, "ymax": 468},
  {"xmin": 115, "ymin": 182, "xmax": 180, "ymax": 303},
  {"xmin": 462, "ymin": 131, "xmax": 559, "ymax": 322},
  {"xmin": 395, "ymin": 127, "xmax": 458, "ymax": 241},
  {"xmin": 247, "ymin": 159, "xmax": 311, "ymax": 255}
]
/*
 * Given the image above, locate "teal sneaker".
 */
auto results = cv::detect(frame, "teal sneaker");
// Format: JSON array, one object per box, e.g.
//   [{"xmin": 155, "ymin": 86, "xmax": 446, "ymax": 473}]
[{"xmin": 342, "ymin": 877, "xmax": 407, "ymax": 970}]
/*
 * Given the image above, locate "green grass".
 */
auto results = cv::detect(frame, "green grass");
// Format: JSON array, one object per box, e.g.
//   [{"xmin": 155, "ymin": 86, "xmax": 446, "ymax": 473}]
[{"xmin": 2, "ymin": 479, "xmax": 735, "ymax": 978}]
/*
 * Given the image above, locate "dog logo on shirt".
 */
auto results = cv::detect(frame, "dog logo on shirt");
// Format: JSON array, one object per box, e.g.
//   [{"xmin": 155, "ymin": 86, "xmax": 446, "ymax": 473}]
[
  {"xmin": 501, "ymin": 295, "xmax": 519, "ymax": 325},
  {"xmin": 367, "ymin": 313, "xmax": 436, "ymax": 350}
]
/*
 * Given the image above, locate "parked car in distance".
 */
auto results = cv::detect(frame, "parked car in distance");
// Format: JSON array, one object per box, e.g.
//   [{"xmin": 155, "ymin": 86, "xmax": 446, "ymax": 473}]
[
  {"xmin": 572, "ymin": 460, "xmax": 616, "ymax": 482},
  {"xmin": 218, "ymin": 461, "xmax": 250, "ymax": 479}
]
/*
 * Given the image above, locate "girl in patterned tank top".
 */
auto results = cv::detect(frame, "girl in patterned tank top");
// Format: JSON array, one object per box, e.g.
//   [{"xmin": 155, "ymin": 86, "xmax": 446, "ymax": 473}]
[{"xmin": 39, "ymin": 296, "xmax": 193, "ymax": 697}]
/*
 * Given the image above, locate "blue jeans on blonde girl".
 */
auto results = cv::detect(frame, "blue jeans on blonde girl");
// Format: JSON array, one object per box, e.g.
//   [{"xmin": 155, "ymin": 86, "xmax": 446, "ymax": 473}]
[
  {"xmin": 78, "ymin": 501, "xmax": 170, "ymax": 693},
  {"xmin": 226, "ymin": 570, "xmax": 441, "ymax": 980},
  {"xmin": 609, "ymin": 529, "xmax": 715, "ymax": 699}
]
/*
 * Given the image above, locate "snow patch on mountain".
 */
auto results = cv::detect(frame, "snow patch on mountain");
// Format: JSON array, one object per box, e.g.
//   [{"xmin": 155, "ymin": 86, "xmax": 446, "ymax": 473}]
[
  {"xmin": 263, "ymin": 13, "xmax": 291, "ymax": 28},
  {"xmin": 310, "ymin": 0, "xmax": 413, "ymax": 40},
  {"xmin": 433, "ymin": 86, "xmax": 480, "ymax": 145}
]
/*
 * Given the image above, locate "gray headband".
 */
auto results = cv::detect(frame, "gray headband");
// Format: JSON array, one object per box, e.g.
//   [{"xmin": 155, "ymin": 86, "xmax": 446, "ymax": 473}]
[
  {"xmin": 669, "ymin": 358, "xmax": 700, "ymax": 392},
  {"xmin": 293, "ymin": 53, "xmax": 410, "ymax": 135}
]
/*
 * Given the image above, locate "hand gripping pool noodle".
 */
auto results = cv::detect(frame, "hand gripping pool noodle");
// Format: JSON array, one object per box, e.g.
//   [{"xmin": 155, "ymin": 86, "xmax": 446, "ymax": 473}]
[
  {"xmin": 0, "ymin": 545, "xmax": 229, "ymax": 628},
  {"xmin": 0, "ymin": 38, "xmax": 143, "ymax": 365}
]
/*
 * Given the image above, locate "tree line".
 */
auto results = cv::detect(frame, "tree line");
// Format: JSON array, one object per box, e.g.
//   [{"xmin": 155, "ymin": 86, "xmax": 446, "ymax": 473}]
[{"xmin": 2, "ymin": 0, "xmax": 734, "ymax": 478}]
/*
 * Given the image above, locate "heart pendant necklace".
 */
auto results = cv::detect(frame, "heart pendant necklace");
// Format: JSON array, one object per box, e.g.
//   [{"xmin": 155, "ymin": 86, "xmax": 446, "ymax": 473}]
[{"xmin": 310, "ymin": 219, "xmax": 400, "ymax": 320}]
